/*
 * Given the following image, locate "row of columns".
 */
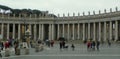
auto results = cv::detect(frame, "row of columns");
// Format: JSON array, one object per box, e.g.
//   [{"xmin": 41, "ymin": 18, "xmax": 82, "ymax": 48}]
[
  {"xmin": 57, "ymin": 21, "xmax": 119, "ymax": 41},
  {"xmin": 0, "ymin": 23, "xmax": 45, "ymax": 40},
  {"xmin": 0, "ymin": 20, "xmax": 119, "ymax": 41}
]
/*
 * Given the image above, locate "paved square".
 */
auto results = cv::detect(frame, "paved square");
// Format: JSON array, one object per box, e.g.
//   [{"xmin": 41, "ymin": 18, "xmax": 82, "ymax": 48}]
[{"xmin": 1, "ymin": 43, "xmax": 120, "ymax": 59}]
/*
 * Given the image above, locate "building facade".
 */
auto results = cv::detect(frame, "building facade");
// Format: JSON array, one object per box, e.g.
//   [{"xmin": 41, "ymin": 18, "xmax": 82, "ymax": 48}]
[{"xmin": 0, "ymin": 8, "xmax": 120, "ymax": 42}]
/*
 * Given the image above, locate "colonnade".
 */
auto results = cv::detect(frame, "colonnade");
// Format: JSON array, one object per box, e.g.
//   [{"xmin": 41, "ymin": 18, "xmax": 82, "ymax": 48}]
[
  {"xmin": 0, "ymin": 20, "xmax": 119, "ymax": 42},
  {"xmin": 57, "ymin": 21, "xmax": 119, "ymax": 41},
  {"xmin": 0, "ymin": 23, "xmax": 55, "ymax": 41}
]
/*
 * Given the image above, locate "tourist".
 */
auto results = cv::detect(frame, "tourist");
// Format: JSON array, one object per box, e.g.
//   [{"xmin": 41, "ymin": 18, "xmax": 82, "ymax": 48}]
[
  {"xmin": 0, "ymin": 41, "xmax": 4, "ymax": 50},
  {"xmin": 0, "ymin": 45, "xmax": 2, "ymax": 57},
  {"xmin": 59, "ymin": 41, "xmax": 63, "ymax": 50},
  {"xmin": 5, "ymin": 41, "xmax": 10, "ymax": 49},
  {"xmin": 107, "ymin": 39, "xmax": 111, "ymax": 46},
  {"xmin": 14, "ymin": 40, "xmax": 19, "ymax": 55},
  {"xmin": 50, "ymin": 40, "xmax": 54, "ymax": 47},
  {"xmin": 96, "ymin": 41, "xmax": 100, "ymax": 51},
  {"xmin": 87, "ymin": 40, "xmax": 91, "ymax": 51},
  {"xmin": 62, "ymin": 41, "xmax": 65, "ymax": 49},
  {"xmin": 8, "ymin": 38, "xmax": 13, "ymax": 47},
  {"xmin": 91, "ymin": 41, "xmax": 96, "ymax": 51},
  {"xmin": 71, "ymin": 44, "xmax": 75, "ymax": 51},
  {"xmin": 45, "ymin": 39, "xmax": 50, "ymax": 47}
]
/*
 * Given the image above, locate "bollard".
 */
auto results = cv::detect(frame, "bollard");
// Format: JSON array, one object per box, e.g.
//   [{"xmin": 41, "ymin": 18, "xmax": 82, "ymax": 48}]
[
  {"xmin": 39, "ymin": 44, "xmax": 44, "ymax": 51},
  {"xmin": 5, "ymin": 48, "xmax": 10, "ymax": 57},
  {"xmin": 15, "ymin": 48, "xmax": 20, "ymax": 55},
  {"xmin": 25, "ymin": 48, "xmax": 29, "ymax": 55},
  {"xmin": 35, "ymin": 45, "xmax": 39, "ymax": 52}
]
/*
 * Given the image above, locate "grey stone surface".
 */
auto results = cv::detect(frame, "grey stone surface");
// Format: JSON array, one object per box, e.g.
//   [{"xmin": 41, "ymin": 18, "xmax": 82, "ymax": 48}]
[{"xmin": 1, "ymin": 43, "xmax": 120, "ymax": 59}]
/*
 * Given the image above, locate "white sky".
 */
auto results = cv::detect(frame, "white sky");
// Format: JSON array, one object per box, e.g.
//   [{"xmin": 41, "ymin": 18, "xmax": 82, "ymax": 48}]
[{"xmin": 0, "ymin": 0, "xmax": 120, "ymax": 16}]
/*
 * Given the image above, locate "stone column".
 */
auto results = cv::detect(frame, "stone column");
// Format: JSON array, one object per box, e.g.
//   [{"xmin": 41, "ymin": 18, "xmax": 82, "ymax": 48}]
[
  {"xmin": 62, "ymin": 24, "xmax": 65, "ymax": 37},
  {"xmin": 57, "ymin": 24, "xmax": 60, "ymax": 39},
  {"xmin": 7, "ymin": 23, "xmax": 10, "ymax": 39},
  {"xmin": 52, "ymin": 24, "xmax": 54, "ymax": 40},
  {"xmin": 77, "ymin": 23, "xmax": 80, "ymax": 39},
  {"xmin": 29, "ymin": 24, "xmax": 32, "ymax": 37},
  {"xmin": 104, "ymin": 22, "xmax": 106, "ymax": 41},
  {"xmin": 115, "ymin": 21, "xmax": 118, "ymax": 41},
  {"xmin": 41, "ymin": 24, "xmax": 44, "ymax": 40},
  {"xmin": 88, "ymin": 23, "xmax": 90, "ymax": 40},
  {"xmin": 34, "ymin": 24, "xmax": 37, "ymax": 40},
  {"xmin": 83, "ymin": 23, "xmax": 85, "ymax": 41},
  {"xmin": 1, "ymin": 23, "xmax": 4, "ymax": 39},
  {"xmin": 99, "ymin": 22, "xmax": 101, "ymax": 41},
  {"xmin": 18, "ymin": 24, "xmax": 21, "ymax": 39},
  {"xmin": 93, "ymin": 22, "xmax": 96, "ymax": 41},
  {"xmin": 49, "ymin": 24, "xmax": 51, "ymax": 40},
  {"xmin": 67, "ymin": 24, "xmax": 70, "ymax": 40},
  {"xmin": 109, "ymin": 21, "xmax": 112, "ymax": 40},
  {"xmin": 12, "ymin": 23, "xmax": 15, "ymax": 39},
  {"xmin": 38, "ymin": 24, "xmax": 41, "ymax": 39},
  {"xmin": 72, "ymin": 23, "xmax": 75, "ymax": 40}
]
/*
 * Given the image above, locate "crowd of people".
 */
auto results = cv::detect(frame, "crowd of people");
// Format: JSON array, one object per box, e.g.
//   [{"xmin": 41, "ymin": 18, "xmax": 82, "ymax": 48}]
[
  {"xmin": 59, "ymin": 40, "xmax": 75, "ymax": 51},
  {"xmin": 86, "ymin": 40, "xmax": 100, "ymax": 51},
  {"xmin": 0, "ymin": 39, "xmax": 14, "ymax": 57}
]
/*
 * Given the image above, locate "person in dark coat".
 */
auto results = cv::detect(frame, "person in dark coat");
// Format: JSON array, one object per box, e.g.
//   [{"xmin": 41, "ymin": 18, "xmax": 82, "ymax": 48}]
[
  {"xmin": 0, "ymin": 41, "xmax": 4, "ymax": 50},
  {"xmin": 59, "ymin": 41, "xmax": 63, "ymax": 50},
  {"xmin": 71, "ymin": 44, "xmax": 75, "ymax": 51},
  {"xmin": 62, "ymin": 41, "xmax": 65, "ymax": 48},
  {"xmin": 96, "ymin": 41, "xmax": 100, "ymax": 51},
  {"xmin": 14, "ymin": 40, "xmax": 19, "ymax": 55},
  {"xmin": 91, "ymin": 41, "xmax": 96, "ymax": 51},
  {"xmin": 0, "ymin": 50, "xmax": 2, "ymax": 58},
  {"xmin": 107, "ymin": 40, "xmax": 111, "ymax": 46}
]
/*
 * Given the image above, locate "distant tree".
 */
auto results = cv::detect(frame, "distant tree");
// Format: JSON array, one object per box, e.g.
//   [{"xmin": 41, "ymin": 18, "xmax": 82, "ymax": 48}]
[
  {"xmin": 0, "ymin": 5, "xmax": 12, "ymax": 10},
  {"xmin": 0, "ymin": 5, "xmax": 57, "ymax": 17},
  {"xmin": 10, "ymin": 9, "xmax": 21, "ymax": 17},
  {"xmin": 32, "ymin": 9, "xmax": 42, "ymax": 17}
]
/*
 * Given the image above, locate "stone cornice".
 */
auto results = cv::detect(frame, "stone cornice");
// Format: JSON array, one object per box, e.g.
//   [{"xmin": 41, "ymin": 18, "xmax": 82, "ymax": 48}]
[
  {"xmin": 0, "ymin": 11, "xmax": 120, "ymax": 22},
  {"xmin": 57, "ymin": 11, "xmax": 120, "ymax": 20}
]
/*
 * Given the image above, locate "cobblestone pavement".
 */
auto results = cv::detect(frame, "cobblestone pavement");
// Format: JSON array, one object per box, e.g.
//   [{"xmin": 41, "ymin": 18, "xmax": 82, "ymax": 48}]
[{"xmin": 1, "ymin": 43, "xmax": 120, "ymax": 59}]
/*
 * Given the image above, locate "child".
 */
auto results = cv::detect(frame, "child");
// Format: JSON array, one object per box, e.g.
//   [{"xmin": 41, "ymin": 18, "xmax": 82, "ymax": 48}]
[{"xmin": 71, "ymin": 44, "xmax": 75, "ymax": 51}]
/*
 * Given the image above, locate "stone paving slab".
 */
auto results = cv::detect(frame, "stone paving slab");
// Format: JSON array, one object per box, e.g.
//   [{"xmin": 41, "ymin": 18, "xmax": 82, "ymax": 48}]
[{"xmin": 1, "ymin": 43, "xmax": 120, "ymax": 59}]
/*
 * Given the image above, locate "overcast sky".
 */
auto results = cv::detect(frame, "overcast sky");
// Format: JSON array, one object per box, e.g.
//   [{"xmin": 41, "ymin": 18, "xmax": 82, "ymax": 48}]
[{"xmin": 0, "ymin": 0, "xmax": 119, "ymax": 16}]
